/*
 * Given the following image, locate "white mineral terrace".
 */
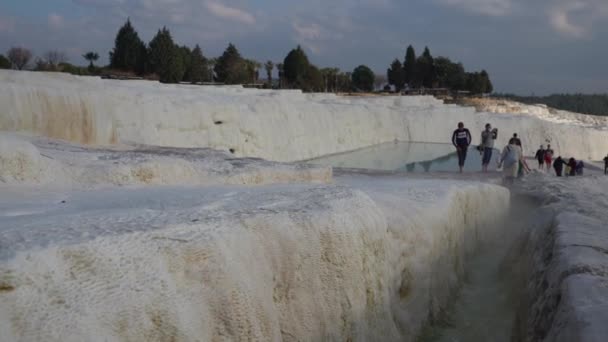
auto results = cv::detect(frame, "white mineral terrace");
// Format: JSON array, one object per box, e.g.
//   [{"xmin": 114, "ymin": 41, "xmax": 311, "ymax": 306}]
[{"xmin": 1, "ymin": 71, "xmax": 607, "ymax": 341}]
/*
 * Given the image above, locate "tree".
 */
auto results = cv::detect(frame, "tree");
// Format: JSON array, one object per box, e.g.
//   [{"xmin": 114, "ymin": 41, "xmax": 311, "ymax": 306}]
[
  {"xmin": 214, "ymin": 43, "xmax": 248, "ymax": 84},
  {"xmin": 148, "ymin": 27, "xmax": 184, "ymax": 83},
  {"xmin": 403, "ymin": 45, "xmax": 417, "ymax": 87},
  {"xmin": 44, "ymin": 50, "xmax": 67, "ymax": 67},
  {"xmin": 245, "ymin": 59, "xmax": 261, "ymax": 84},
  {"xmin": 336, "ymin": 72, "xmax": 353, "ymax": 92},
  {"xmin": 184, "ymin": 45, "xmax": 208, "ymax": 83},
  {"xmin": 387, "ymin": 59, "xmax": 404, "ymax": 91},
  {"xmin": 264, "ymin": 60, "xmax": 274, "ymax": 86},
  {"xmin": 352, "ymin": 65, "xmax": 375, "ymax": 92},
  {"xmin": 109, "ymin": 19, "xmax": 147, "ymax": 74},
  {"xmin": 283, "ymin": 46, "xmax": 310, "ymax": 88},
  {"xmin": 7, "ymin": 47, "xmax": 32, "ymax": 70},
  {"xmin": 480, "ymin": 70, "xmax": 493, "ymax": 94},
  {"xmin": 465, "ymin": 72, "xmax": 485, "ymax": 94},
  {"xmin": 321, "ymin": 67, "xmax": 340, "ymax": 92},
  {"xmin": 83, "ymin": 51, "xmax": 99, "ymax": 70},
  {"xmin": 0, "ymin": 54, "xmax": 10, "ymax": 69},
  {"xmin": 276, "ymin": 62, "xmax": 284, "ymax": 88},
  {"xmin": 415, "ymin": 46, "xmax": 435, "ymax": 88},
  {"xmin": 446, "ymin": 62, "xmax": 466, "ymax": 90},
  {"xmin": 303, "ymin": 65, "xmax": 324, "ymax": 92},
  {"xmin": 433, "ymin": 56, "xmax": 456, "ymax": 89}
]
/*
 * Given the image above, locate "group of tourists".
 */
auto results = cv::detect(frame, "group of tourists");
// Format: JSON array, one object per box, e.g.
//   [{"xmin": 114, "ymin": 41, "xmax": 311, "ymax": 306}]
[
  {"xmin": 535, "ymin": 145, "xmax": 585, "ymax": 177},
  {"xmin": 451, "ymin": 122, "xmax": 606, "ymax": 181}
]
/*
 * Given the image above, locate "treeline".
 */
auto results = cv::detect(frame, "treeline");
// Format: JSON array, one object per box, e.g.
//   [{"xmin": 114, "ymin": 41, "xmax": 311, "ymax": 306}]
[
  {"xmin": 0, "ymin": 19, "xmax": 377, "ymax": 91},
  {"xmin": 386, "ymin": 45, "xmax": 493, "ymax": 94},
  {"xmin": 0, "ymin": 18, "xmax": 489, "ymax": 94},
  {"xmin": 106, "ymin": 19, "xmax": 376, "ymax": 90},
  {"xmin": 496, "ymin": 93, "xmax": 608, "ymax": 116}
]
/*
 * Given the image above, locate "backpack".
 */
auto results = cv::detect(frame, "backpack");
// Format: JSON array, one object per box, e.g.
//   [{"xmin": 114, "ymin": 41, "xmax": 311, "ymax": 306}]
[{"xmin": 503, "ymin": 146, "xmax": 518, "ymax": 167}]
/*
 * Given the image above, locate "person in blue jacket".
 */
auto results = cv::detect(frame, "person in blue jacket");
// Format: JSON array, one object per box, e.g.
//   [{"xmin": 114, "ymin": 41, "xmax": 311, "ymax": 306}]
[{"xmin": 452, "ymin": 122, "xmax": 472, "ymax": 173}]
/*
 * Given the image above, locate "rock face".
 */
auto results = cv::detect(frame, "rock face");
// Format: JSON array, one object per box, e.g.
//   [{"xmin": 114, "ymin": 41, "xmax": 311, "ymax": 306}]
[
  {"xmin": 0, "ymin": 177, "xmax": 510, "ymax": 342},
  {"xmin": 0, "ymin": 133, "xmax": 331, "ymax": 187},
  {"xmin": 2, "ymin": 70, "xmax": 607, "ymax": 161},
  {"xmin": 513, "ymin": 174, "xmax": 608, "ymax": 342}
]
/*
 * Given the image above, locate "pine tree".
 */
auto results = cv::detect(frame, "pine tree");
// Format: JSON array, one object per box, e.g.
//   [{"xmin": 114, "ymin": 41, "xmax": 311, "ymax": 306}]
[
  {"xmin": 148, "ymin": 27, "xmax": 184, "ymax": 83},
  {"xmin": 387, "ymin": 59, "xmax": 404, "ymax": 91},
  {"xmin": 480, "ymin": 70, "xmax": 493, "ymax": 94},
  {"xmin": 110, "ymin": 19, "xmax": 146, "ymax": 73},
  {"xmin": 283, "ymin": 46, "xmax": 310, "ymax": 88},
  {"xmin": 214, "ymin": 43, "xmax": 248, "ymax": 84},
  {"xmin": 403, "ymin": 45, "xmax": 417, "ymax": 87},
  {"xmin": 415, "ymin": 46, "xmax": 435, "ymax": 88},
  {"xmin": 185, "ymin": 45, "xmax": 208, "ymax": 83}
]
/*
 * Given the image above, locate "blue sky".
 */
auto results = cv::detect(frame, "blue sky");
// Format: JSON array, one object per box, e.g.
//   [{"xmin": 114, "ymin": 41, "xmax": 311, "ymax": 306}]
[{"xmin": 1, "ymin": 0, "xmax": 607, "ymax": 95}]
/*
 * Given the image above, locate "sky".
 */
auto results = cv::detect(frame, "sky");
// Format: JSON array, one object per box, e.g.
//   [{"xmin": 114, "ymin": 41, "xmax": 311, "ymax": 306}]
[{"xmin": 0, "ymin": 0, "xmax": 607, "ymax": 95}]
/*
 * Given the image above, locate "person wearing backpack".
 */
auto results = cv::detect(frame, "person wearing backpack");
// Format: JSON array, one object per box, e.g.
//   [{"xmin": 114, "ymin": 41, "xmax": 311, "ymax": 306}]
[
  {"xmin": 452, "ymin": 122, "xmax": 472, "ymax": 173},
  {"xmin": 498, "ymin": 138, "xmax": 522, "ymax": 184},
  {"xmin": 480, "ymin": 123, "xmax": 498, "ymax": 172}
]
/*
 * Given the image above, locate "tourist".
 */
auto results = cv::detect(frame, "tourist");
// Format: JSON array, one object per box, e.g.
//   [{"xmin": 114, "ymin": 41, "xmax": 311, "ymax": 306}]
[
  {"xmin": 553, "ymin": 156, "xmax": 566, "ymax": 177},
  {"xmin": 604, "ymin": 155, "xmax": 608, "ymax": 175},
  {"xmin": 576, "ymin": 160, "xmax": 585, "ymax": 175},
  {"xmin": 514, "ymin": 139, "xmax": 529, "ymax": 178},
  {"xmin": 498, "ymin": 138, "xmax": 522, "ymax": 184},
  {"xmin": 535, "ymin": 145, "xmax": 546, "ymax": 170},
  {"xmin": 568, "ymin": 158, "xmax": 577, "ymax": 176},
  {"xmin": 452, "ymin": 122, "xmax": 472, "ymax": 173},
  {"xmin": 480, "ymin": 123, "xmax": 498, "ymax": 172},
  {"xmin": 544, "ymin": 144, "xmax": 554, "ymax": 169},
  {"xmin": 512, "ymin": 133, "xmax": 522, "ymax": 147}
]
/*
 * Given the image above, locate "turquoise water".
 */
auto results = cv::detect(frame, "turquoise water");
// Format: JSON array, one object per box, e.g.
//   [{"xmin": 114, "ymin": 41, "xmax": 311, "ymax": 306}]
[{"xmin": 310, "ymin": 141, "xmax": 501, "ymax": 172}]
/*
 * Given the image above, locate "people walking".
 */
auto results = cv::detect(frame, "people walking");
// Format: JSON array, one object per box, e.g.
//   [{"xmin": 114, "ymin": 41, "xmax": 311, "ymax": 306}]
[
  {"xmin": 576, "ymin": 160, "xmax": 584, "ymax": 175},
  {"xmin": 544, "ymin": 144, "xmax": 554, "ymax": 169},
  {"xmin": 512, "ymin": 139, "xmax": 529, "ymax": 178},
  {"xmin": 553, "ymin": 156, "xmax": 566, "ymax": 177},
  {"xmin": 604, "ymin": 155, "xmax": 608, "ymax": 175},
  {"xmin": 512, "ymin": 133, "xmax": 521, "ymax": 147},
  {"xmin": 567, "ymin": 158, "xmax": 577, "ymax": 176},
  {"xmin": 498, "ymin": 138, "xmax": 522, "ymax": 184},
  {"xmin": 480, "ymin": 123, "xmax": 498, "ymax": 172},
  {"xmin": 535, "ymin": 145, "xmax": 546, "ymax": 170},
  {"xmin": 452, "ymin": 122, "xmax": 472, "ymax": 173}
]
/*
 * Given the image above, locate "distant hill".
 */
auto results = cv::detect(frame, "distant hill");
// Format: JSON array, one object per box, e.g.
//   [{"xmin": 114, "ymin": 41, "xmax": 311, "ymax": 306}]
[{"xmin": 494, "ymin": 94, "xmax": 608, "ymax": 116}]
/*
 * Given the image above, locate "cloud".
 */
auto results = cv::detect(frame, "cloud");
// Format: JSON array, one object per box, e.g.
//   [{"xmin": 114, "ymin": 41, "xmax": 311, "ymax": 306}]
[
  {"xmin": 205, "ymin": 1, "xmax": 255, "ymax": 25},
  {"xmin": 291, "ymin": 21, "xmax": 345, "ymax": 55},
  {"xmin": 549, "ymin": 3, "xmax": 586, "ymax": 38},
  {"xmin": 48, "ymin": 13, "xmax": 65, "ymax": 29},
  {"xmin": 293, "ymin": 22, "xmax": 322, "ymax": 41},
  {"xmin": 437, "ymin": 0, "xmax": 513, "ymax": 16},
  {"xmin": 0, "ymin": 16, "xmax": 16, "ymax": 33},
  {"xmin": 548, "ymin": 1, "xmax": 608, "ymax": 38}
]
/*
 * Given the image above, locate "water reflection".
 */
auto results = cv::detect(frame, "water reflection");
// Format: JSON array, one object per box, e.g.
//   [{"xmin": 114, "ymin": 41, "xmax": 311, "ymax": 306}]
[{"xmin": 309, "ymin": 141, "xmax": 501, "ymax": 172}]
